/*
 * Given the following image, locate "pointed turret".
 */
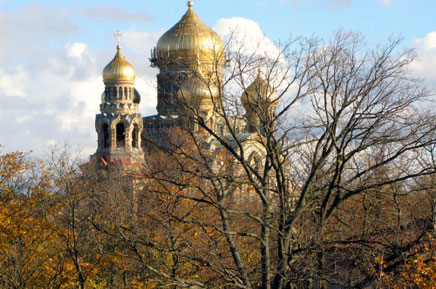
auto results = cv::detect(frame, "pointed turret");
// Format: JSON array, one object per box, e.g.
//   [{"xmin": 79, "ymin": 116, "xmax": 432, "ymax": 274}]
[{"xmin": 241, "ymin": 67, "xmax": 279, "ymax": 132}]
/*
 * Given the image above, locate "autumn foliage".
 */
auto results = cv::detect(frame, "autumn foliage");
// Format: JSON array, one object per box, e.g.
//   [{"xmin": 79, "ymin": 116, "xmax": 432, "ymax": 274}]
[{"xmin": 0, "ymin": 141, "xmax": 434, "ymax": 289}]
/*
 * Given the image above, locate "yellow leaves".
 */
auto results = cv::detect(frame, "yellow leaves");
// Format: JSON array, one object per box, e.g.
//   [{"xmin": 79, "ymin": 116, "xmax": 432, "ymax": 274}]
[
  {"xmin": 381, "ymin": 230, "xmax": 436, "ymax": 289},
  {"xmin": 130, "ymin": 279, "xmax": 156, "ymax": 289},
  {"xmin": 0, "ymin": 149, "xmax": 63, "ymax": 287},
  {"xmin": 400, "ymin": 245, "xmax": 436, "ymax": 289}
]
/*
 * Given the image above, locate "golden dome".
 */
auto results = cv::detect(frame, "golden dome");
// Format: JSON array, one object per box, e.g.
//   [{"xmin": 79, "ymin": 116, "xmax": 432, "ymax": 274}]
[
  {"xmin": 242, "ymin": 70, "xmax": 279, "ymax": 115},
  {"xmin": 155, "ymin": 1, "xmax": 224, "ymax": 69},
  {"xmin": 178, "ymin": 65, "xmax": 218, "ymax": 109},
  {"xmin": 103, "ymin": 45, "xmax": 135, "ymax": 83}
]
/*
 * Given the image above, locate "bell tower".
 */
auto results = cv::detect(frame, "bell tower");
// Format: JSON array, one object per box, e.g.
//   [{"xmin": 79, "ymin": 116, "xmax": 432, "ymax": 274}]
[{"xmin": 94, "ymin": 30, "xmax": 144, "ymax": 167}]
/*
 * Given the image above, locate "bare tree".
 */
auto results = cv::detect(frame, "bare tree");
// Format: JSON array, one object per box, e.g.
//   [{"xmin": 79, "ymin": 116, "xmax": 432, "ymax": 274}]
[{"xmin": 91, "ymin": 32, "xmax": 436, "ymax": 289}]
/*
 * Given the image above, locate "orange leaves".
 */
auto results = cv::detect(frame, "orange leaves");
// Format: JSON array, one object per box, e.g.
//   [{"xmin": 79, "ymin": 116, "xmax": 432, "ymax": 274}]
[
  {"xmin": 398, "ymin": 233, "xmax": 436, "ymax": 289},
  {"xmin": 0, "ymin": 149, "xmax": 68, "ymax": 287},
  {"xmin": 379, "ymin": 230, "xmax": 436, "ymax": 289}
]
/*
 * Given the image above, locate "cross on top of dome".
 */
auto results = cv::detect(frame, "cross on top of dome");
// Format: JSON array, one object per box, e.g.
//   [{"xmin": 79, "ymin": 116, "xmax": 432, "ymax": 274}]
[{"xmin": 114, "ymin": 29, "xmax": 123, "ymax": 48}]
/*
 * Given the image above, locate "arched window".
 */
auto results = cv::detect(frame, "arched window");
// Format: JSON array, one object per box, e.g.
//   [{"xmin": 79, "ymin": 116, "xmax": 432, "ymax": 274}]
[
  {"xmin": 119, "ymin": 87, "xmax": 123, "ymax": 98},
  {"xmin": 249, "ymin": 153, "xmax": 261, "ymax": 171},
  {"xmin": 132, "ymin": 124, "xmax": 139, "ymax": 148},
  {"xmin": 102, "ymin": 123, "xmax": 109, "ymax": 148},
  {"xmin": 113, "ymin": 87, "xmax": 117, "ymax": 97},
  {"xmin": 116, "ymin": 123, "xmax": 125, "ymax": 148}
]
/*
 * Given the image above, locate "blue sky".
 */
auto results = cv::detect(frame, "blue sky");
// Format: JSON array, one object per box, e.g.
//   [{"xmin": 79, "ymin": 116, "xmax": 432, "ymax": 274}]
[
  {"xmin": 0, "ymin": 0, "xmax": 435, "ymax": 156},
  {"xmin": 2, "ymin": 0, "xmax": 434, "ymax": 49}
]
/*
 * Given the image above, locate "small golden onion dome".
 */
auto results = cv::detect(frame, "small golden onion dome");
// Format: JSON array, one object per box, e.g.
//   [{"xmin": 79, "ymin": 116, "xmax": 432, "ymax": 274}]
[
  {"xmin": 155, "ymin": 1, "xmax": 224, "ymax": 68},
  {"xmin": 133, "ymin": 88, "xmax": 141, "ymax": 104},
  {"xmin": 178, "ymin": 66, "xmax": 218, "ymax": 109},
  {"xmin": 241, "ymin": 70, "xmax": 279, "ymax": 115},
  {"xmin": 103, "ymin": 45, "xmax": 135, "ymax": 83}
]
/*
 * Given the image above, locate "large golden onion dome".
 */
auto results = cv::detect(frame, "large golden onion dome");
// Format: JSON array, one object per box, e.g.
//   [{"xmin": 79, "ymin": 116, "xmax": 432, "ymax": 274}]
[
  {"xmin": 242, "ymin": 70, "xmax": 279, "ymax": 115},
  {"xmin": 103, "ymin": 45, "xmax": 135, "ymax": 83},
  {"xmin": 178, "ymin": 64, "xmax": 218, "ymax": 110},
  {"xmin": 154, "ymin": 1, "xmax": 224, "ymax": 69}
]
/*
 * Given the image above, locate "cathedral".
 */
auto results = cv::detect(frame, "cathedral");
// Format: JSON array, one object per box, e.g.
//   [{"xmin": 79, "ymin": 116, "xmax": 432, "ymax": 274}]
[{"xmin": 92, "ymin": 0, "xmax": 278, "ymax": 168}]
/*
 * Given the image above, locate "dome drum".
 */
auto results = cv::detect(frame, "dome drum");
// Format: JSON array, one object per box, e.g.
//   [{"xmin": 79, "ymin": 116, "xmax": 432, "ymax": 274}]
[
  {"xmin": 103, "ymin": 74, "xmax": 135, "ymax": 85},
  {"xmin": 101, "ymin": 87, "xmax": 140, "ymax": 104}
]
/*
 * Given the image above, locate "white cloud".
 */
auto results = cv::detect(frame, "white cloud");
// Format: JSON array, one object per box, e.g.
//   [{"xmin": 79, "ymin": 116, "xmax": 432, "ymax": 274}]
[
  {"xmin": 410, "ymin": 32, "xmax": 436, "ymax": 106},
  {"xmin": 0, "ymin": 37, "xmax": 160, "ymax": 156},
  {"xmin": 414, "ymin": 32, "xmax": 436, "ymax": 51},
  {"xmin": 0, "ymin": 3, "xmax": 156, "ymax": 156},
  {"xmin": 212, "ymin": 17, "xmax": 294, "ymax": 116},
  {"xmin": 66, "ymin": 43, "xmax": 87, "ymax": 59},
  {"xmin": 0, "ymin": 29, "xmax": 160, "ymax": 157},
  {"xmin": 214, "ymin": 17, "xmax": 280, "ymax": 58},
  {"xmin": 214, "ymin": 18, "xmax": 277, "ymax": 98},
  {"xmin": 0, "ymin": 42, "xmax": 102, "ymax": 155},
  {"xmin": 0, "ymin": 5, "xmax": 78, "ymax": 64},
  {"xmin": 0, "ymin": 69, "xmax": 28, "ymax": 97},
  {"xmin": 123, "ymin": 30, "xmax": 162, "ymax": 55},
  {"xmin": 0, "ymin": 0, "xmax": 164, "ymax": 156},
  {"xmin": 411, "ymin": 32, "xmax": 436, "ymax": 90},
  {"xmin": 122, "ymin": 30, "xmax": 161, "ymax": 112}
]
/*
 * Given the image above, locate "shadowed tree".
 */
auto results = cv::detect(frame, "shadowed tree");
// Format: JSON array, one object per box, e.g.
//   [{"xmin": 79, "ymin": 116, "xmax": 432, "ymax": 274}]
[{"xmin": 86, "ymin": 31, "xmax": 436, "ymax": 289}]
